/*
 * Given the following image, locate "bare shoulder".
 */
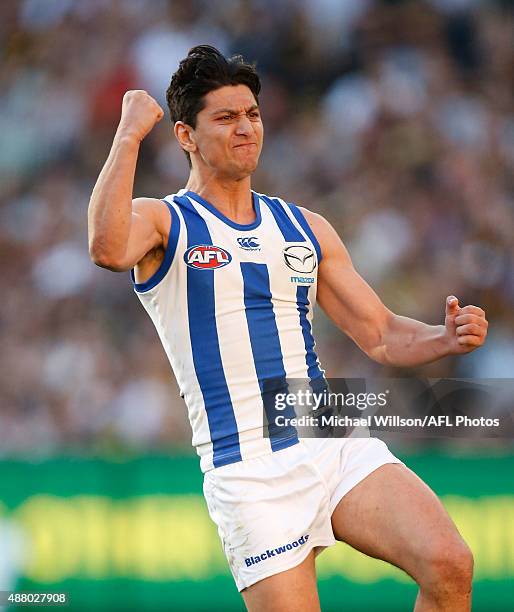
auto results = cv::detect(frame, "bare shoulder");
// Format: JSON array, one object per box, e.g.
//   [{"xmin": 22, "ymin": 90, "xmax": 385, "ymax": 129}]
[
  {"xmin": 296, "ymin": 206, "xmax": 327, "ymax": 231},
  {"xmin": 132, "ymin": 196, "xmax": 169, "ymax": 218},
  {"xmin": 132, "ymin": 197, "xmax": 171, "ymax": 239},
  {"xmin": 296, "ymin": 206, "xmax": 348, "ymax": 260}
]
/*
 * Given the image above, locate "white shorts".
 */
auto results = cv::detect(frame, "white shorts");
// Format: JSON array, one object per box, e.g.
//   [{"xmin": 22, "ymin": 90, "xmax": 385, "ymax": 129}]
[{"xmin": 203, "ymin": 436, "xmax": 404, "ymax": 591}]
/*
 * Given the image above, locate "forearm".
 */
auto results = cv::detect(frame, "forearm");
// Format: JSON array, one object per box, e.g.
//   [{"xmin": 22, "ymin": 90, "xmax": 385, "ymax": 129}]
[
  {"xmin": 307, "ymin": 210, "xmax": 487, "ymax": 368},
  {"xmin": 88, "ymin": 130, "xmax": 140, "ymax": 267},
  {"xmin": 371, "ymin": 314, "xmax": 450, "ymax": 367}
]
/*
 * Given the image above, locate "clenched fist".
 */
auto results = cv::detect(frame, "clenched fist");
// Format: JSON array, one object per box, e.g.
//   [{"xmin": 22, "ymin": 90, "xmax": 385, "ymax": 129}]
[
  {"xmin": 444, "ymin": 295, "xmax": 488, "ymax": 354},
  {"xmin": 117, "ymin": 90, "xmax": 164, "ymax": 142}
]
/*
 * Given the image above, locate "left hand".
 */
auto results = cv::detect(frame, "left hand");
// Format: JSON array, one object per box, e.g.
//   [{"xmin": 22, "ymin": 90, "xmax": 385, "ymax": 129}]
[{"xmin": 444, "ymin": 295, "xmax": 488, "ymax": 354}]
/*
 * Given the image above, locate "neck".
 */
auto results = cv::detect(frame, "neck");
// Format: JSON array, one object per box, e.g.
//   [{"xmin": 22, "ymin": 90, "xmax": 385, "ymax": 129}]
[{"xmin": 185, "ymin": 170, "xmax": 254, "ymax": 224}]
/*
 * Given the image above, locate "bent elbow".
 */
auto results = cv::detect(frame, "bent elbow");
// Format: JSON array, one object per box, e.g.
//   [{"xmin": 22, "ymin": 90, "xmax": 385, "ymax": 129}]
[
  {"xmin": 364, "ymin": 310, "xmax": 394, "ymax": 365},
  {"xmin": 89, "ymin": 244, "xmax": 126, "ymax": 272},
  {"xmin": 367, "ymin": 343, "xmax": 389, "ymax": 365}
]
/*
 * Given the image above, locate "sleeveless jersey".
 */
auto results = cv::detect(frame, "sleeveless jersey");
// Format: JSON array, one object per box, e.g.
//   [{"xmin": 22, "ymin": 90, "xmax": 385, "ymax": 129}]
[{"xmin": 131, "ymin": 189, "xmax": 325, "ymax": 472}]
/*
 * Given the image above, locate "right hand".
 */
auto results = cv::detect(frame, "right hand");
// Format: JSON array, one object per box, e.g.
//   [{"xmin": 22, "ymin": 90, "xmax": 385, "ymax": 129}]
[{"xmin": 117, "ymin": 90, "xmax": 164, "ymax": 142}]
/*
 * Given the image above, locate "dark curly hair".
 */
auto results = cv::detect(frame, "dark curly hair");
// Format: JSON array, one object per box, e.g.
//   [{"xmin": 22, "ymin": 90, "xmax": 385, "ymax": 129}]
[{"xmin": 166, "ymin": 45, "xmax": 261, "ymax": 166}]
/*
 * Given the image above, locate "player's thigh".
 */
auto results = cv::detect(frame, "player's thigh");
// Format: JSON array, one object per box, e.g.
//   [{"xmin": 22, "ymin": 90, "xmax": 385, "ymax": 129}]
[
  {"xmin": 331, "ymin": 463, "xmax": 468, "ymax": 582},
  {"xmin": 241, "ymin": 549, "xmax": 320, "ymax": 612}
]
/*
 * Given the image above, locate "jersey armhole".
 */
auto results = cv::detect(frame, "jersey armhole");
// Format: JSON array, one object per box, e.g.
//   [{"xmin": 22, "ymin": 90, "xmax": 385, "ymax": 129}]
[
  {"xmin": 287, "ymin": 204, "xmax": 323, "ymax": 263},
  {"xmin": 131, "ymin": 199, "xmax": 181, "ymax": 293}
]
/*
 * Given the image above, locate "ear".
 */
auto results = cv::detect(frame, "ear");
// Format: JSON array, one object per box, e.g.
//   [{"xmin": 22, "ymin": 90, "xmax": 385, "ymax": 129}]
[{"xmin": 174, "ymin": 121, "xmax": 197, "ymax": 154}]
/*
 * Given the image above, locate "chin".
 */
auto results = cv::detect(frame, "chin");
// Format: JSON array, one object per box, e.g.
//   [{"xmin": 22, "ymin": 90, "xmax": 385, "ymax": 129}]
[
  {"xmin": 226, "ymin": 159, "xmax": 259, "ymax": 180},
  {"xmin": 244, "ymin": 159, "xmax": 259, "ymax": 174},
  {"xmin": 240, "ymin": 164, "xmax": 258, "ymax": 179},
  {"xmin": 244, "ymin": 153, "xmax": 261, "ymax": 172}
]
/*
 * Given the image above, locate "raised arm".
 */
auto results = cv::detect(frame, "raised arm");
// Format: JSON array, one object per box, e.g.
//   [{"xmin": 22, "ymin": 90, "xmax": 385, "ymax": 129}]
[
  {"xmin": 301, "ymin": 209, "xmax": 487, "ymax": 367},
  {"xmin": 88, "ymin": 90, "xmax": 168, "ymax": 271}
]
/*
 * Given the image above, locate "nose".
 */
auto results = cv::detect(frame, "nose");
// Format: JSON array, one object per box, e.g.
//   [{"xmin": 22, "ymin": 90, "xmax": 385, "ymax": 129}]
[{"xmin": 235, "ymin": 113, "xmax": 252, "ymax": 135}]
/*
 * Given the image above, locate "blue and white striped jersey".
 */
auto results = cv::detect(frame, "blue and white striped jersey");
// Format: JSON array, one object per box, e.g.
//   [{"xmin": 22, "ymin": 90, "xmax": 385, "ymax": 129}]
[{"xmin": 131, "ymin": 189, "xmax": 325, "ymax": 472}]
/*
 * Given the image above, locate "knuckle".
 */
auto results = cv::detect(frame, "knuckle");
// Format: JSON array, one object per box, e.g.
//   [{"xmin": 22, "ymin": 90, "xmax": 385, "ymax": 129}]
[{"xmin": 124, "ymin": 89, "xmax": 148, "ymax": 104}]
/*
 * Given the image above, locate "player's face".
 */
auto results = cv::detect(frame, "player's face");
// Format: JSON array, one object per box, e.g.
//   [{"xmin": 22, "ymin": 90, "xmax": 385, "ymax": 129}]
[{"xmin": 192, "ymin": 85, "xmax": 263, "ymax": 179}]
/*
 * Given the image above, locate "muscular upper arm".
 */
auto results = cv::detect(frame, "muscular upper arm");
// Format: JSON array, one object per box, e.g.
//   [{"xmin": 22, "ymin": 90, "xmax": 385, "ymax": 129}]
[
  {"xmin": 299, "ymin": 207, "xmax": 392, "ymax": 356},
  {"xmin": 110, "ymin": 197, "xmax": 170, "ymax": 272}
]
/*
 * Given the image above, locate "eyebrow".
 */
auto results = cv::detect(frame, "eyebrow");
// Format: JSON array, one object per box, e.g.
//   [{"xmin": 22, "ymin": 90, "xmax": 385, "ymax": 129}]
[{"xmin": 210, "ymin": 104, "xmax": 260, "ymax": 116}]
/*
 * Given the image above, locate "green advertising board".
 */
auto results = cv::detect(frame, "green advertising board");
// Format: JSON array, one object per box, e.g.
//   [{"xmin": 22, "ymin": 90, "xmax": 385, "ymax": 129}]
[{"xmin": 0, "ymin": 451, "xmax": 512, "ymax": 610}]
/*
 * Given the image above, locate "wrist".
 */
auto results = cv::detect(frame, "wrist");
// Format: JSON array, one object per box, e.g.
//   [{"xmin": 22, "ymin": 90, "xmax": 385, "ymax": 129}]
[
  {"xmin": 114, "ymin": 126, "xmax": 143, "ymax": 147},
  {"xmin": 436, "ymin": 324, "xmax": 453, "ymax": 357}
]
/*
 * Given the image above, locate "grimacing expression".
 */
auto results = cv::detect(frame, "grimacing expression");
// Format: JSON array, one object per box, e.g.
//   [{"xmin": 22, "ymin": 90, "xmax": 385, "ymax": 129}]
[{"xmin": 187, "ymin": 84, "xmax": 263, "ymax": 179}]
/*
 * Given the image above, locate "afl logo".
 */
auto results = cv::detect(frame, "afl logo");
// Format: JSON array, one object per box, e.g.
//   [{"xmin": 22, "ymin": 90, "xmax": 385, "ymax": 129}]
[
  {"xmin": 283, "ymin": 245, "xmax": 316, "ymax": 273},
  {"xmin": 184, "ymin": 245, "xmax": 232, "ymax": 269}
]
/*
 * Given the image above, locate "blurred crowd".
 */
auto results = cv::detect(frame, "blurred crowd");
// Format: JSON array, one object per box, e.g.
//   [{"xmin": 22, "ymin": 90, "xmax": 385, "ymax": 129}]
[{"xmin": 1, "ymin": 0, "xmax": 513, "ymax": 455}]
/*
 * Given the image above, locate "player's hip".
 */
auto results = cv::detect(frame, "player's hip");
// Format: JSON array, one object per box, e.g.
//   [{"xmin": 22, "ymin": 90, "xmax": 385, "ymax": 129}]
[{"xmin": 203, "ymin": 437, "xmax": 404, "ymax": 590}]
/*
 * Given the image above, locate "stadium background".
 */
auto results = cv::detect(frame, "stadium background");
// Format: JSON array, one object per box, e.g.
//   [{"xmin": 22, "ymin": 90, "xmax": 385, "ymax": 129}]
[{"xmin": 1, "ymin": 0, "xmax": 513, "ymax": 610}]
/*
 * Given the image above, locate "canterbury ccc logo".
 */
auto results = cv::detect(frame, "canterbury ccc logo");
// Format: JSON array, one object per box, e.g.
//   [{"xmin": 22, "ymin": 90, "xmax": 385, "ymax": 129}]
[
  {"xmin": 184, "ymin": 245, "xmax": 232, "ymax": 269},
  {"xmin": 283, "ymin": 245, "xmax": 316, "ymax": 273},
  {"xmin": 237, "ymin": 236, "xmax": 260, "ymax": 249}
]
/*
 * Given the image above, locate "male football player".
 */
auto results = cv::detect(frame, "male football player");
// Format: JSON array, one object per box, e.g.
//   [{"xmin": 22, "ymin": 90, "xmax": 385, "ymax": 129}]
[{"xmin": 88, "ymin": 46, "xmax": 487, "ymax": 611}]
